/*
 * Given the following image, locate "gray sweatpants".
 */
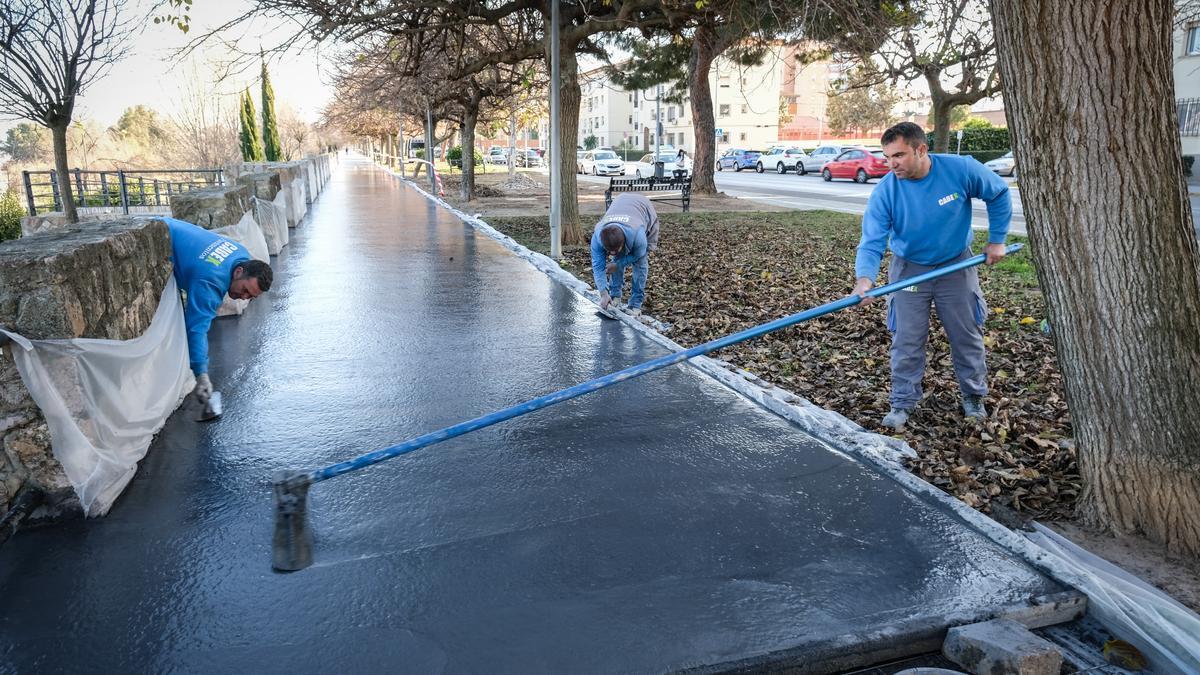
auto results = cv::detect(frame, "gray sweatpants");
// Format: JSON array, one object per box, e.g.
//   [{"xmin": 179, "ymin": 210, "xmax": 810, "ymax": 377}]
[{"xmin": 886, "ymin": 249, "xmax": 989, "ymax": 408}]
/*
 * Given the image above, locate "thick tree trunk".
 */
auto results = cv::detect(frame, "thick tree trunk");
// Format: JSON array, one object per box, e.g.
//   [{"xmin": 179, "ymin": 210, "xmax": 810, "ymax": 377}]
[
  {"xmin": 930, "ymin": 97, "xmax": 952, "ymax": 153},
  {"xmin": 462, "ymin": 110, "xmax": 478, "ymax": 202},
  {"xmin": 424, "ymin": 112, "xmax": 436, "ymax": 191},
  {"xmin": 688, "ymin": 25, "xmax": 720, "ymax": 195},
  {"xmin": 50, "ymin": 123, "xmax": 77, "ymax": 223},
  {"xmin": 555, "ymin": 45, "xmax": 583, "ymax": 245},
  {"xmin": 992, "ymin": 0, "xmax": 1200, "ymax": 556}
]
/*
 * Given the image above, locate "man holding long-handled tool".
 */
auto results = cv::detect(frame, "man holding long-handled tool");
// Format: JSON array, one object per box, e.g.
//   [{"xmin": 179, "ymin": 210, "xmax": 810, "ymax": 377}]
[
  {"xmin": 591, "ymin": 194, "xmax": 660, "ymax": 318},
  {"xmin": 853, "ymin": 122, "xmax": 1012, "ymax": 430}
]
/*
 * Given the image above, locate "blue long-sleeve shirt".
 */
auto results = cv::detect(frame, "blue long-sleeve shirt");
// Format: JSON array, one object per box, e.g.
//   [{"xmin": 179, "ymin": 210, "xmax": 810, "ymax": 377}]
[
  {"xmin": 166, "ymin": 218, "xmax": 250, "ymax": 375},
  {"xmin": 855, "ymin": 154, "xmax": 1011, "ymax": 280},
  {"xmin": 590, "ymin": 222, "xmax": 648, "ymax": 291}
]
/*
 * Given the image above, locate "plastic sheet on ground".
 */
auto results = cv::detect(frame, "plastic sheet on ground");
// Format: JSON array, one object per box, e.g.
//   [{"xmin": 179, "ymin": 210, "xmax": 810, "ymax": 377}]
[
  {"xmin": 255, "ymin": 195, "xmax": 288, "ymax": 255},
  {"xmin": 0, "ymin": 278, "xmax": 193, "ymax": 516},
  {"xmin": 1026, "ymin": 523, "xmax": 1200, "ymax": 674}
]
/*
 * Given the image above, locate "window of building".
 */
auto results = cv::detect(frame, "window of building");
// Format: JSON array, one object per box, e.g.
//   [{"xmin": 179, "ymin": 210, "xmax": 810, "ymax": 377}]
[
  {"xmin": 718, "ymin": 132, "xmax": 730, "ymax": 144},
  {"xmin": 628, "ymin": 115, "xmax": 633, "ymax": 124},
  {"xmin": 741, "ymin": 104, "xmax": 748, "ymax": 114},
  {"xmin": 739, "ymin": 132, "xmax": 747, "ymax": 141},
  {"xmin": 667, "ymin": 133, "xmax": 676, "ymax": 146},
  {"xmin": 1189, "ymin": 26, "xmax": 1200, "ymax": 55},
  {"xmin": 719, "ymin": 104, "xmax": 730, "ymax": 116}
]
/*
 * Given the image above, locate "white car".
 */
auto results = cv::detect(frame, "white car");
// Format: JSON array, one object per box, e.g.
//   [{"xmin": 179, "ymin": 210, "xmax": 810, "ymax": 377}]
[
  {"xmin": 985, "ymin": 151, "xmax": 1017, "ymax": 177},
  {"xmin": 801, "ymin": 145, "xmax": 856, "ymax": 175},
  {"xmin": 755, "ymin": 147, "xmax": 809, "ymax": 174},
  {"xmin": 628, "ymin": 152, "xmax": 692, "ymax": 178},
  {"xmin": 484, "ymin": 148, "xmax": 509, "ymax": 165},
  {"xmin": 581, "ymin": 149, "xmax": 626, "ymax": 176}
]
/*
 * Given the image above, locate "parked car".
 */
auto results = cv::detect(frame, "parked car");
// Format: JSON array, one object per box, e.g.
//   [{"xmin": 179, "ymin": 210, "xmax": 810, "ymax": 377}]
[
  {"xmin": 715, "ymin": 148, "xmax": 762, "ymax": 172},
  {"xmin": 755, "ymin": 147, "xmax": 808, "ymax": 174},
  {"xmin": 576, "ymin": 150, "xmax": 587, "ymax": 173},
  {"xmin": 485, "ymin": 148, "xmax": 509, "ymax": 165},
  {"xmin": 629, "ymin": 151, "xmax": 693, "ymax": 178},
  {"xmin": 580, "ymin": 149, "xmax": 626, "ymax": 176},
  {"xmin": 984, "ymin": 151, "xmax": 1017, "ymax": 177},
  {"xmin": 821, "ymin": 147, "xmax": 890, "ymax": 183},
  {"xmin": 801, "ymin": 145, "xmax": 858, "ymax": 175},
  {"xmin": 515, "ymin": 149, "xmax": 543, "ymax": 167}
]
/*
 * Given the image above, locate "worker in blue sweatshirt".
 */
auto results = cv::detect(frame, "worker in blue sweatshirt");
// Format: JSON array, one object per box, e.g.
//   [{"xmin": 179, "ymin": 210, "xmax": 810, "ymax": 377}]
[
  {"xmin": 852, "ymin": 122, "xmax": 1011, "ymax": 430},
  {"xmin": 591, "ymin": 194, "xmax": 660, "ymax": 317},
  {"xmin": 166, "ymin": 218, "xmax": 273, "ymax": 407}
]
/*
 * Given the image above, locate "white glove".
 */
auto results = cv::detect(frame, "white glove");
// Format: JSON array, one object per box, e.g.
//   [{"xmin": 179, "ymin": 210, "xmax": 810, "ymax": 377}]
[
  {"xmin": 193, "ymin": 373, "xmax": 213, "ymax": 404},
  {"xmin": 600, "ymin": 291, "xmax": 612, "ymax": 310}
]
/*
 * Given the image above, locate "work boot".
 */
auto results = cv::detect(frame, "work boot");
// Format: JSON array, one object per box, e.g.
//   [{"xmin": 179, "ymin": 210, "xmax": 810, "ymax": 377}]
[
  {"xmin": 962, "ymin": 395, "xmax": 988, "ymax": 419},
  {"xmin": 881, "ymin": 407, "xmax": 913, "ymax": 430},
  {"xmin": 626, "ymin": 307, "xmax": 642, "ymax": 317}
]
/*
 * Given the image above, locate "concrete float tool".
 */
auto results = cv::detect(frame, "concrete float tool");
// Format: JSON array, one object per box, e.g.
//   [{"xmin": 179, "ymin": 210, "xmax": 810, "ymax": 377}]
[{"xmin": 272, "ymin": 244, "xmax": 1023, "ymax": 571}]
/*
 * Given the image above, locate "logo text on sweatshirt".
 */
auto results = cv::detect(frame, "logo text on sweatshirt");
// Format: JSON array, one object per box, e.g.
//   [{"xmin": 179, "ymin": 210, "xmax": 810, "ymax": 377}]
[
  {"xmin": 937, "ymin": 192, "xmax": 961, "ymax": 206},
  {"xmin": 201, "ymin": 240, "xmax": 239, "ymax": 266}
]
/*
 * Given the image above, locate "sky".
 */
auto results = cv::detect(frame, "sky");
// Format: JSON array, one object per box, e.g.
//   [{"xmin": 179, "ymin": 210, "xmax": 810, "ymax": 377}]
[{"xmin": 2, "ymin": 0, "xmax": 334, "ymax": 134}]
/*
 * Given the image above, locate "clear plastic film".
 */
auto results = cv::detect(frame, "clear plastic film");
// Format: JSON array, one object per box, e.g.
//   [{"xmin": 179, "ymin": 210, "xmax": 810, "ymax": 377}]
[
  {"xmin": 0, "ymin": 278, "xmax": 193, "ymax": 515},
  {"xmin": 255, "ymin": 194, "xmax": 289, "ymax": 255},
  {"xmin": 1026, "ymin": 523, "xmax": 1200, "ymax": 674}
]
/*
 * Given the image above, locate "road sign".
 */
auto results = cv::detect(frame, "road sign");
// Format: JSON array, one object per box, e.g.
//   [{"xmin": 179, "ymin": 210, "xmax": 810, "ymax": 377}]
[{"xmin": 715, "ymin": 127, "xmax": 724, "ymax": 135}]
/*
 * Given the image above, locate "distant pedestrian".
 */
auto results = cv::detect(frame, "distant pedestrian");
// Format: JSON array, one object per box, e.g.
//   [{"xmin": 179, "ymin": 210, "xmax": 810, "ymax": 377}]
[
  {"xmin": 674, "ymin": 149, "xmax": 689, "ymax": 174},
  {"xmin": 590, "ymin": 194, "xmax": 660, "ymax": 317},
  {"xmin": 852, "ymin": 121, "xmax": 1012, "ymax": 429}
]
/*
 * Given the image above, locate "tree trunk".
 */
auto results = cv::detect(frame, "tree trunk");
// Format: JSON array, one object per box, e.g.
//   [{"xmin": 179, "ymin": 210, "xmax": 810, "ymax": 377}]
[
  {"xmin": 930, "ymin": 97, "xmax": 952, "ymax": 153},
  {"xmin": 50, "ymin": 123, "xmax": 78, "ymax": 223},
  {"xmin": 508, "ymin": 111, "xmax": 517, "ymax": 180},
  {"xmin": 688, "ymin": 25, "xmax": 720, "ymax": 195},
  {"xmin": 992, "ymin": 0, "xmax": 1200, "ymax": 556},
  {"xmin": 398, "ymin": 130, "xmax": 407, "ymax": 179},
  {"xmin": 555, "ymin": 45, "xmax": 583, "ymax": 245},
  {"xmin": 424, "ymin": 111, "xmax": 436, "ymax": 191},
  {"xmin": 462, "ymin": 109, "xmax": 478, "ymax": 202}
]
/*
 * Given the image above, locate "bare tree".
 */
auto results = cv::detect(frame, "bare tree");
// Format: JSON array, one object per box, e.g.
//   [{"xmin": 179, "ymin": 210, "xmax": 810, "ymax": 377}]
[
  {"xmin": 829, "ymin": 0, "xmax": 1000, "ymax": 152},
  {"xmin": 0, "ymin": 0, "xmax": 135, "ymax": 222},
  {"xmin": 991, "ymin": 0, "xmax": 1200, "ymax": 555},
  {"xmin": 170, "ymin": 63, "xmax": 241, "ymax": 169}
]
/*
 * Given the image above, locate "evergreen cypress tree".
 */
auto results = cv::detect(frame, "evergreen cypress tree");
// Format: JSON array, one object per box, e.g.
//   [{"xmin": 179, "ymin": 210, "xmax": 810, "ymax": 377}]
[
  {"xmin": 261, "ymin": 61, "xmax": 283, "ymax": 161},
  {"xmin": 239, "ymin": 89, "xmax": 265, "ymax": 162}
]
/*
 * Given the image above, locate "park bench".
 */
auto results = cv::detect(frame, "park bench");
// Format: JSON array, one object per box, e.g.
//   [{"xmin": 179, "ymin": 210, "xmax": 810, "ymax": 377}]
[{"xmin": 605, "ymin": 171, "xmax": 691, "ymax": 212}]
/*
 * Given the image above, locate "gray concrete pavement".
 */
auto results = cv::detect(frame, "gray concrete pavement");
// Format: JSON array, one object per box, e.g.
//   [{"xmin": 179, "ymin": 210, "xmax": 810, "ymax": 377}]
[{"xmin": 0, "ymin": 158, "xmax": 1070, "ymax": 673}]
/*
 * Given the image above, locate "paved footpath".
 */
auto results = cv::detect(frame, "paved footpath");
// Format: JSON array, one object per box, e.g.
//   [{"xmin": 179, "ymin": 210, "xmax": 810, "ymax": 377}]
[{"xmin": 0, "ymin": 158, "xmax": 1066, "ymax": 673}]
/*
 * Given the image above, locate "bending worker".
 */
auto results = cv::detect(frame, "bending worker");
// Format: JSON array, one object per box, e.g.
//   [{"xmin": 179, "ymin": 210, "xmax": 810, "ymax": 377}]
[
  {"xmin": 853, "ymin": 122, "xmax": 1011, "ymax": 430},
  {"xmin": 166, "ymin": 218, "xmax": 273, "ymax": 406},
  {"xmin": 590, "ymin": 194, "xmax": 660, "ymax": 317}
]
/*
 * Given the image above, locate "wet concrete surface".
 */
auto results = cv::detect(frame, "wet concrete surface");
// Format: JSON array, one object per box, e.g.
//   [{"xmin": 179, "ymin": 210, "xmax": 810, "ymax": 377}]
[{"xmin": 0, "ymin": 159, "xmax": 1065, "ymax": 673}]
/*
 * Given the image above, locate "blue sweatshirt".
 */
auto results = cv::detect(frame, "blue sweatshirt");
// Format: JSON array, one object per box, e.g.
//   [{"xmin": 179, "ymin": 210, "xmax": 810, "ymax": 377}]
[
  {"xmin": 166, "ymin": 218, "xmax": 250, "ymax": 375},
  {"xmin": 855, "ymin": 154, "xmax": 1011, "ymax": 280},
  {"xmin": 590, "ymin": 221, "xmax": 648, "ymax": 291}
]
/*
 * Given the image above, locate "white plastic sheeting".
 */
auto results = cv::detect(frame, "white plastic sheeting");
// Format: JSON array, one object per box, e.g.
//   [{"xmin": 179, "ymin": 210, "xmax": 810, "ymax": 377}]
[
  {"xmin": 255, "ymin": 194, "xmax": 289, "ymax": 254},
  {"xmin": 1026, "ymin": 523, "xmax": 1200, "ymax": 674},
  {"xmin": 213, "ymin": 209, "xmax": 270, "ymax": 317},
  {"xmin": 0, "ymin": 278, "xmax": 193, "ymax": 516}
]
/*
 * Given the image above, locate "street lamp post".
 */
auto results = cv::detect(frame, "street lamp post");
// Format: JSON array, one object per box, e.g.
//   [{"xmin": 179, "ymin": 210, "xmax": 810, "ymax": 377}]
[{"xmin": 548, "ymin": 0, "xmax": 562, "ymax": 259}]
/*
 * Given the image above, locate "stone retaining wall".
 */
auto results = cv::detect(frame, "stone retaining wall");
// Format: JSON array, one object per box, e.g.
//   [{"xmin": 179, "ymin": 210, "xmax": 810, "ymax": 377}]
[
  {"xmin": 170, "ymin": 184, "xmax": 252, "ymax": 230},
  {"xmin": 0, "ymin": 219, "xmax": 172, "ymax": 519}
]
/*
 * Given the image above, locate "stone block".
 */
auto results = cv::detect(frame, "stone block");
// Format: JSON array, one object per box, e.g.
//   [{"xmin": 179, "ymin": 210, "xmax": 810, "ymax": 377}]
[
  {"xmin": 943, "ymin": 619, "xmax": 1063, "ymax": 675},
  {"xmin": 236, "ymin": 171, "xmax": 281, "ymax": 201},
  {"xmin": 0, "ymin": 218, "xmax": 172, "ymax": 517},
  {"xmin": 170, "ymin": 184, "xmax": 252, "ymax": 230}
]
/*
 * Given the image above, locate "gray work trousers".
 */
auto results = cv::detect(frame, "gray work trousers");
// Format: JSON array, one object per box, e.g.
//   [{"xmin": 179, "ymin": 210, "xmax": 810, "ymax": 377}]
[{"xmin": 885, "ymin": 249, "xmax": 989, "ymax": 409}]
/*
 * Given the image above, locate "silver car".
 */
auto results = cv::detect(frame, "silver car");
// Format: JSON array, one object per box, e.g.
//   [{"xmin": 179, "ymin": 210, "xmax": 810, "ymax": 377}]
[
  {"xmin": 985, "ymin": 151, "xmax": 1017, "ymax": 177},
  {"xmin": 801, "ymin": 145, "xmax": 856, "ymax": 176}
]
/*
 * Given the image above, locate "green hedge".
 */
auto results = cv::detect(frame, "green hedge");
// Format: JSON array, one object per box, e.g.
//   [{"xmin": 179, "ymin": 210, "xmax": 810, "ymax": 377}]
[
  {"xmin": 446, "ymin": 146, "xmax": 483, "ymax": 167},
  {"xmin": 0, "ymin": 190, "xmax": 24, "ymax": 241},
  {"xmin": 926, "ymin": 127, "xmax": 1010, "ymax": 155}
]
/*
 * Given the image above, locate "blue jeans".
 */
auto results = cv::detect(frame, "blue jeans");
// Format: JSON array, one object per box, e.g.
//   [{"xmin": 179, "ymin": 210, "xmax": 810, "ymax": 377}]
[{"xmin": 607, "ymin": 255, "xmax": 649, "ymax": 310}]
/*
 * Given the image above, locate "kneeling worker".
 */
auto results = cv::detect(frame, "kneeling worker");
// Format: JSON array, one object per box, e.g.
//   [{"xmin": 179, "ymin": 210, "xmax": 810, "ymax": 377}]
[
  {"xmin": 166, "ymin": 218, "xmax": 273, "ymax": 409},
  {"xmin": 590, "ymin": 194, "xmax": 660, "ymax": 317}
]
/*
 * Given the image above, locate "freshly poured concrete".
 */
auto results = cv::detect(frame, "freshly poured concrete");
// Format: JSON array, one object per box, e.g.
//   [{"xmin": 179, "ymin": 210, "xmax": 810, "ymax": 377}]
[{"xmin": 0, "ymin": 159, "xmax": 1065, "ymax": 673}]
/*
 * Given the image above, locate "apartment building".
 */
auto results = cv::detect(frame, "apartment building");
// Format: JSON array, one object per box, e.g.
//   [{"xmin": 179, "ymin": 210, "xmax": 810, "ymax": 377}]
[
  {"xmin": 579, "ymin": 66, "xmax": 636, "ymax": 149},
  {"xmin": 1176, "ymin": 16, "xmax": 1200, "ymax": 155}
]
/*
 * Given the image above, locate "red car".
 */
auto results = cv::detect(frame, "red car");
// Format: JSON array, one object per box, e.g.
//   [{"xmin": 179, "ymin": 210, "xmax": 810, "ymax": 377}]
[{"xmin": 821, "ymin": 146, "xmax": 890, "ymax": 183}]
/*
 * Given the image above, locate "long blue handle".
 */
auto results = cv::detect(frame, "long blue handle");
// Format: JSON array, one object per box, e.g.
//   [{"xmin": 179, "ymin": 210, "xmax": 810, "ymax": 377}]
[{"xmin": 307, "ymin": 243, "xmax": 1023, "ymax": 484}]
